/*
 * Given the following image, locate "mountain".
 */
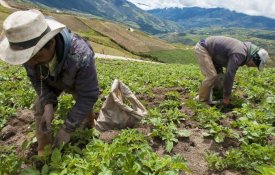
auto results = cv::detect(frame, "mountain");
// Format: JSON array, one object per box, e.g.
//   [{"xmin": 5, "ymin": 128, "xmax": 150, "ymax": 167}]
[
  {"xmin": 148, "ymin": 7, "xmax": 275, "ymax": 30},
  {"xmin": 23, "ymin": 0, "xmax": 182, "ymax": 34}
]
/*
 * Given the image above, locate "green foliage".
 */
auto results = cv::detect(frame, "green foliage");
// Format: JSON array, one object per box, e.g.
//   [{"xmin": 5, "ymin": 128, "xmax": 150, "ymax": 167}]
[
  {"xmin": 0, "ymin": 63, "xmax": 35, "ymax": 127},
  {"xmin": 160, "ymin": 27, "xmax": 275, "ymax": 58},
  {"xmin": 0, "ymin": 58, "xmax": 274, "ymax": 174},
  {"xmin": 252, "ymin": 165, "xmax": 275, "ymax": 175},
  {"xmin": 206, "ymin": 143, "xmax": 275, "ymax": 171},
  {"xmin": 147, "ymin": 49, "xmax": 196, "ymax": 64},
  {"xmin": 143, "ymin": 108, "xmax": 189, "ymax": 152},
  {"xmin": 203, "ymin": 121, "xmax": 238, "ymax": 143},
  {"xmin": 0, "ymin": 146, "xmax": 23, "ymax": 175},
  {"xmin": 186, "ymin": 100, "xmax": 238, "ymax": 143},
  {"xmin": 233, "ymin": 117, "xmax": 274, "ymax": 145},
  {"xmin": 164, "ymin": 91, "xmax": 181, "ymax": 101},
  {"xmin": 43, "ymin": 129, "xmax": 190, "ymax": 174},
  {"xmin": 56, "ymin": 95, "xmax": 75, "ymax": 118}
]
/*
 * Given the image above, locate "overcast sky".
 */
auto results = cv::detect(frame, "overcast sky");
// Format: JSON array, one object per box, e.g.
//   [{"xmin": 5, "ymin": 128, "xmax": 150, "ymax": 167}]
[{"xmin": 127, "ymin": 0, "xmax": 275, "ymax": 19}]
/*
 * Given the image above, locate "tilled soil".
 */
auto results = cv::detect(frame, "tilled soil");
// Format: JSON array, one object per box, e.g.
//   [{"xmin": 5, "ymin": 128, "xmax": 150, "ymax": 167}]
[{"xmin": 0, "ymin": 87, "xmax": 241, "ymax": 175}]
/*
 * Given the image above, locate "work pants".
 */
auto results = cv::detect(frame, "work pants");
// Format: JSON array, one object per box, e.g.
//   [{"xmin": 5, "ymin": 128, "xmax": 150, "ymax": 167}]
[{"xmin": 194, "ymin": 43, "xmax": 217, "ymax": 102}]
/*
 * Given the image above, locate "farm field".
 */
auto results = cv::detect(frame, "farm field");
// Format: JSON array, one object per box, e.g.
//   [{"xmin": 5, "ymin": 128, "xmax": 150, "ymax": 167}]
[
  {"xmin": 0, "ymin": 59, "xmax": 274, "ymax": 175},
  {"xmin": 158, "ymin": 27, "xmax": 275, "ymax": 61}
]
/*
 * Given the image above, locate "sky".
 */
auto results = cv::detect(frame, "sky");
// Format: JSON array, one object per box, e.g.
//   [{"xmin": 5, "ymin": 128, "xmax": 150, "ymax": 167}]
[{"xmin": 127, "ymin": 0, "xmax": 275, "ymax": 19}]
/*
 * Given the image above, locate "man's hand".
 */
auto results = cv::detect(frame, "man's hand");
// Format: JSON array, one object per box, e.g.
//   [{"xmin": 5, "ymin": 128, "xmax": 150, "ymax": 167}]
[
  {"xmin": 54, "ymin": 127, "xmax": 71, "ymax": 148},
  {"xmin": 222, "ymin": 97, "xmax": 234, "ymax": 113},
  {"xmin": 223, "ymin": 98, "xmax": 230, "ymax": 105},
  {"xmin": 39, "ymin": 104, "xmax": 54, "ymax": 133}
]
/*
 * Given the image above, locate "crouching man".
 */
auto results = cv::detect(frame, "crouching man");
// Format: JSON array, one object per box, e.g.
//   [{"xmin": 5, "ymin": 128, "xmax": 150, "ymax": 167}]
[{"xmin": 0, "ymin": 9, "xmax": 99, "ymax": 155}]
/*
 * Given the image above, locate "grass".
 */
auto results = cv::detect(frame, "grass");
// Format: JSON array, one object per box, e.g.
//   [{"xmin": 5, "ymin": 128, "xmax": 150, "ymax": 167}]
[
  {"xmin": 80, "ymin": 18, "xmax": 176, "ymax": 53},
  {"xmin": 160, "ymin": 27, "xmax": 275, "ymax": 58},
  {"xmin": 148, "ymin": 49, "xmax": 196, "ymax": 64},
  {"xmin": 91, "ymin": 42, "xmax": 140, "ymax": 58}
]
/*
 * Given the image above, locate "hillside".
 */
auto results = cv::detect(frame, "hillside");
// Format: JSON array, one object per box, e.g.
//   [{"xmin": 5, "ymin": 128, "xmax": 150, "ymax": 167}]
[
  {"xmin": 15, "ymin": 0, "xmax": 182, "ymax": 34},
  {"xmin": 157, "ymin": 27, "xmax": 275, "ymax": 60},
  {"xmin": 148, "ymin": 7, "xmax": 275, "ymax": 30},
  {"xmin": 0, "ymin": 4, "xmax": 194, "ymax": 64}
]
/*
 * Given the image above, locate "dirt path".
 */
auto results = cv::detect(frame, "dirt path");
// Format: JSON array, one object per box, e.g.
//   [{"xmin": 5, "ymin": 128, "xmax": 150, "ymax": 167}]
[{"xmin": 95, "ymin": 53, "xmax": 161, "ymax": 64}]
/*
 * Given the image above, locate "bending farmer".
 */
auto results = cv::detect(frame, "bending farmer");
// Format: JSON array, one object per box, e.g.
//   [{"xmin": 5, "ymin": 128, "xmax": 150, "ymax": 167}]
[
  {"xmin": 0, "ymin": 9, "xmax": 99, "ymax": 155},
  {"xmin": 194, "ymin": 36, "xmax": 269, "ymax": 107}
]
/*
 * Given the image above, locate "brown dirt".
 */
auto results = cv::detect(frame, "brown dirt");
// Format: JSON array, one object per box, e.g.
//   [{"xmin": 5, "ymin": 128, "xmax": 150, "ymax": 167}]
[
  {"xmin": 0, "ymin": 109, "xmax": 36, "ymax": 160},
  {"xmin": 172, "ymin": 128, "xmax": 241, "ymax": 175},
  {"xmin": 99, "ymin": 130, "xmax": 120, "ymax": 143},
  {"xmin": 173, "ymin": 128, "xmax": 216, "ymax": 175},
  {"xmin": 0, "ymin": 87, "xmax": 242, "ymax": 175},
  {"xmin": 0, "ymin": 110, "xmax": 34, "ymax": 150}
]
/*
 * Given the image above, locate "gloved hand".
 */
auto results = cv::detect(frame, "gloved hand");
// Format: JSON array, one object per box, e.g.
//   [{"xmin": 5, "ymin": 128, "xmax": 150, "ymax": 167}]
[
  {"xmin": 54, "ymin": 126, "xmax": 71, "ymax": 148},
  {"xmin": 39, "ymin": 104, "xmax": 54, "ymax": 133}
]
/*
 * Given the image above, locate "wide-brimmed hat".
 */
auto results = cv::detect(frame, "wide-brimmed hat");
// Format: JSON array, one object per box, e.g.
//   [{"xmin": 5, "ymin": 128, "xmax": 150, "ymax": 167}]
[{"xmin": 0, "ymin": 9, "xmax": 65, "ymax": 65}]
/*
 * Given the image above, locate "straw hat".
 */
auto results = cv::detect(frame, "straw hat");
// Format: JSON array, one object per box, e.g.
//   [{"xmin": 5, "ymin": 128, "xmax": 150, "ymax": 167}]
[{"xmin": 0, "ymin": 9, "xmax": 65, "ymax": 65}]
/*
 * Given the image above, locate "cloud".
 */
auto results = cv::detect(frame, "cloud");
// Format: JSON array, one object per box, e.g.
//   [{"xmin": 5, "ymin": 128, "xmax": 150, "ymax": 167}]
[{"xmin": 127, "ymin": 0, "xmax": 275, "ymax": 19}]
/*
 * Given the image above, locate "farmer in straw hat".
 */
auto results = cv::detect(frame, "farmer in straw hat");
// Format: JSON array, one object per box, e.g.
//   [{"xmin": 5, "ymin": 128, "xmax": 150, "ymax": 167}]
[
  {"xmin": 194, "ymin": 36, "xmax": 269, "ymax": 109},
  {"xmin": 0, "ymin": 9, "xmax": 99, "ymax": 155}
]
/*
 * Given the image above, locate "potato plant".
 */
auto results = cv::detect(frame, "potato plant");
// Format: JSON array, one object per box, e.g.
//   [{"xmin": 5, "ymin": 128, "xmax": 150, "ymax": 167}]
[{"xmin": 0, "ymin": 59, "xmax": 274, "ymax": 175}]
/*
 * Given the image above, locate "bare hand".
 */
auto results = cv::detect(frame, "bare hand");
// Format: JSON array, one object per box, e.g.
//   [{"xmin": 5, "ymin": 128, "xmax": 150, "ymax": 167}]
[
  {"xmin": 223, "ymin": 98, "xmax": 230, "ymax": 105},
  {"xmin": 54, "ymin": 127, "xmax": 71, "ymax": 148},
  {"xmin": 39, "ymin": 104, "xmax": 54, "ymax": 133}
]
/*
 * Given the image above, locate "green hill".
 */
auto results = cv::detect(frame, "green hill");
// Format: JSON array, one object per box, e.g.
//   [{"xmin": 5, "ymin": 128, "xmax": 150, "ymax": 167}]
[
  {"xmin": 158, "ymin": 27, "xmax": 275, "ymax": 62},
  {"xmin": 0, "ymin": 5, "xmax": 195, "ymax": 64},
  {"xmin": 148, "ymin": 7, "xmax": 275, "ymax": 30}
]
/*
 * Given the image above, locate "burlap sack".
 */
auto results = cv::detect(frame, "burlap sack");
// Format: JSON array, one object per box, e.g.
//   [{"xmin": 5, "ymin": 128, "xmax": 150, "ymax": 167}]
[{"xmin": 95, "ymin": 79, "xmax": 147, "ymax": 132}]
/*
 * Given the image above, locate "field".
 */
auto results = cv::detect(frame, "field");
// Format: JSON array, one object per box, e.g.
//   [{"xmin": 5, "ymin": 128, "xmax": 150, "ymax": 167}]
[
  {"xmin": 0, "ymin": 59, "xmax": 274, "ymax": 175},
  {"xmin": 158, "ymin": 27, "xmax": 275, "ymax": 61},
  {"xmin": 148, "ymin": 48, "xmax": 195, "ymax": 64},
  {"xmin": 0, "ymin": 2, "xmax": 274, "ymax": 175}
]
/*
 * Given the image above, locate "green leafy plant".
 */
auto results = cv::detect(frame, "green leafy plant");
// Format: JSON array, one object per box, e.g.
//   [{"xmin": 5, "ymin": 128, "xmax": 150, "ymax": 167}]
[
  {"xmin": 41, "ymin": 129, "xmax": 191, "ymax": 174},
  {"xmin": 252, "ymin": 165, "xmax": 275, "ymax": 175}
]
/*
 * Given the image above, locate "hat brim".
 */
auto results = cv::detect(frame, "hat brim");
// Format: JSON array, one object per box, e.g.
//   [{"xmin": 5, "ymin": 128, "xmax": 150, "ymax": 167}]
[
  {"xmin": 0, "ymin": 18, "xmax": 65, "ymax": 65},
  {"xmin": 258, "ymin": 62, "xmax": 265, "ymax": 71}
]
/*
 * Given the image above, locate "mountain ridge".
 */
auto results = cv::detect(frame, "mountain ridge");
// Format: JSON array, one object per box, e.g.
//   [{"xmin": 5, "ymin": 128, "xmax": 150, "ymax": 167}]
[
  {"xmin": 148, "ymin": 7, "xmax": 275, "ymax": 30},
  {"xmin": 23, "ymin": 0, "xmax": 182, "ymax": 34}
]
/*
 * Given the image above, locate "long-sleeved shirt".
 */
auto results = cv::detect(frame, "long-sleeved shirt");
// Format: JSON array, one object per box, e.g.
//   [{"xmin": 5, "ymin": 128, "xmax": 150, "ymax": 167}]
[
  {"xmin": 205, "ymin": 36, "xmax": 251, "ymax": 98},
  {"xmin": 24, "ymin": 28, "xmax": 99, "ymax": 131}
]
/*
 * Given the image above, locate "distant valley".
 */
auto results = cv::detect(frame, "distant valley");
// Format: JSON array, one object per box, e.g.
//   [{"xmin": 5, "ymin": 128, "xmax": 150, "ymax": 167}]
[
  {"xmin": 2, "ymin": 0, "xmax": 275, "ymax": 62},
  {"xmin": 23, "ymin": 0, "xmax": 182, "ymax": 34},
  {"xmin": 148, "ymin": 7, "xmax": 275, "ymax": 30}
]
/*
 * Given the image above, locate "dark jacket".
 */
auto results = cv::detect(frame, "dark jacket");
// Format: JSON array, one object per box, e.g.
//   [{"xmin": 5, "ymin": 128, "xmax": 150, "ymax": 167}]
[
  {"xmin": 24, "ymin": 28, "xmax": 99, "ymax": 131},
  {"xmin": 204, "ymin": 36, "xmax": 252, "ymax": 98}
]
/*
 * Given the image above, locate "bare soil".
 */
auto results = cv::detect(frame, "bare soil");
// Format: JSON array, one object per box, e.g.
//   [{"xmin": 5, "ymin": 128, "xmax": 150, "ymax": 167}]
[
  {"xmin": 0, "ymin": 87, "xmax": 242, "ymax": 175},
  {"xmin": 0, "ymin": 110, "xmax": 34, "ymax": 152}
]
